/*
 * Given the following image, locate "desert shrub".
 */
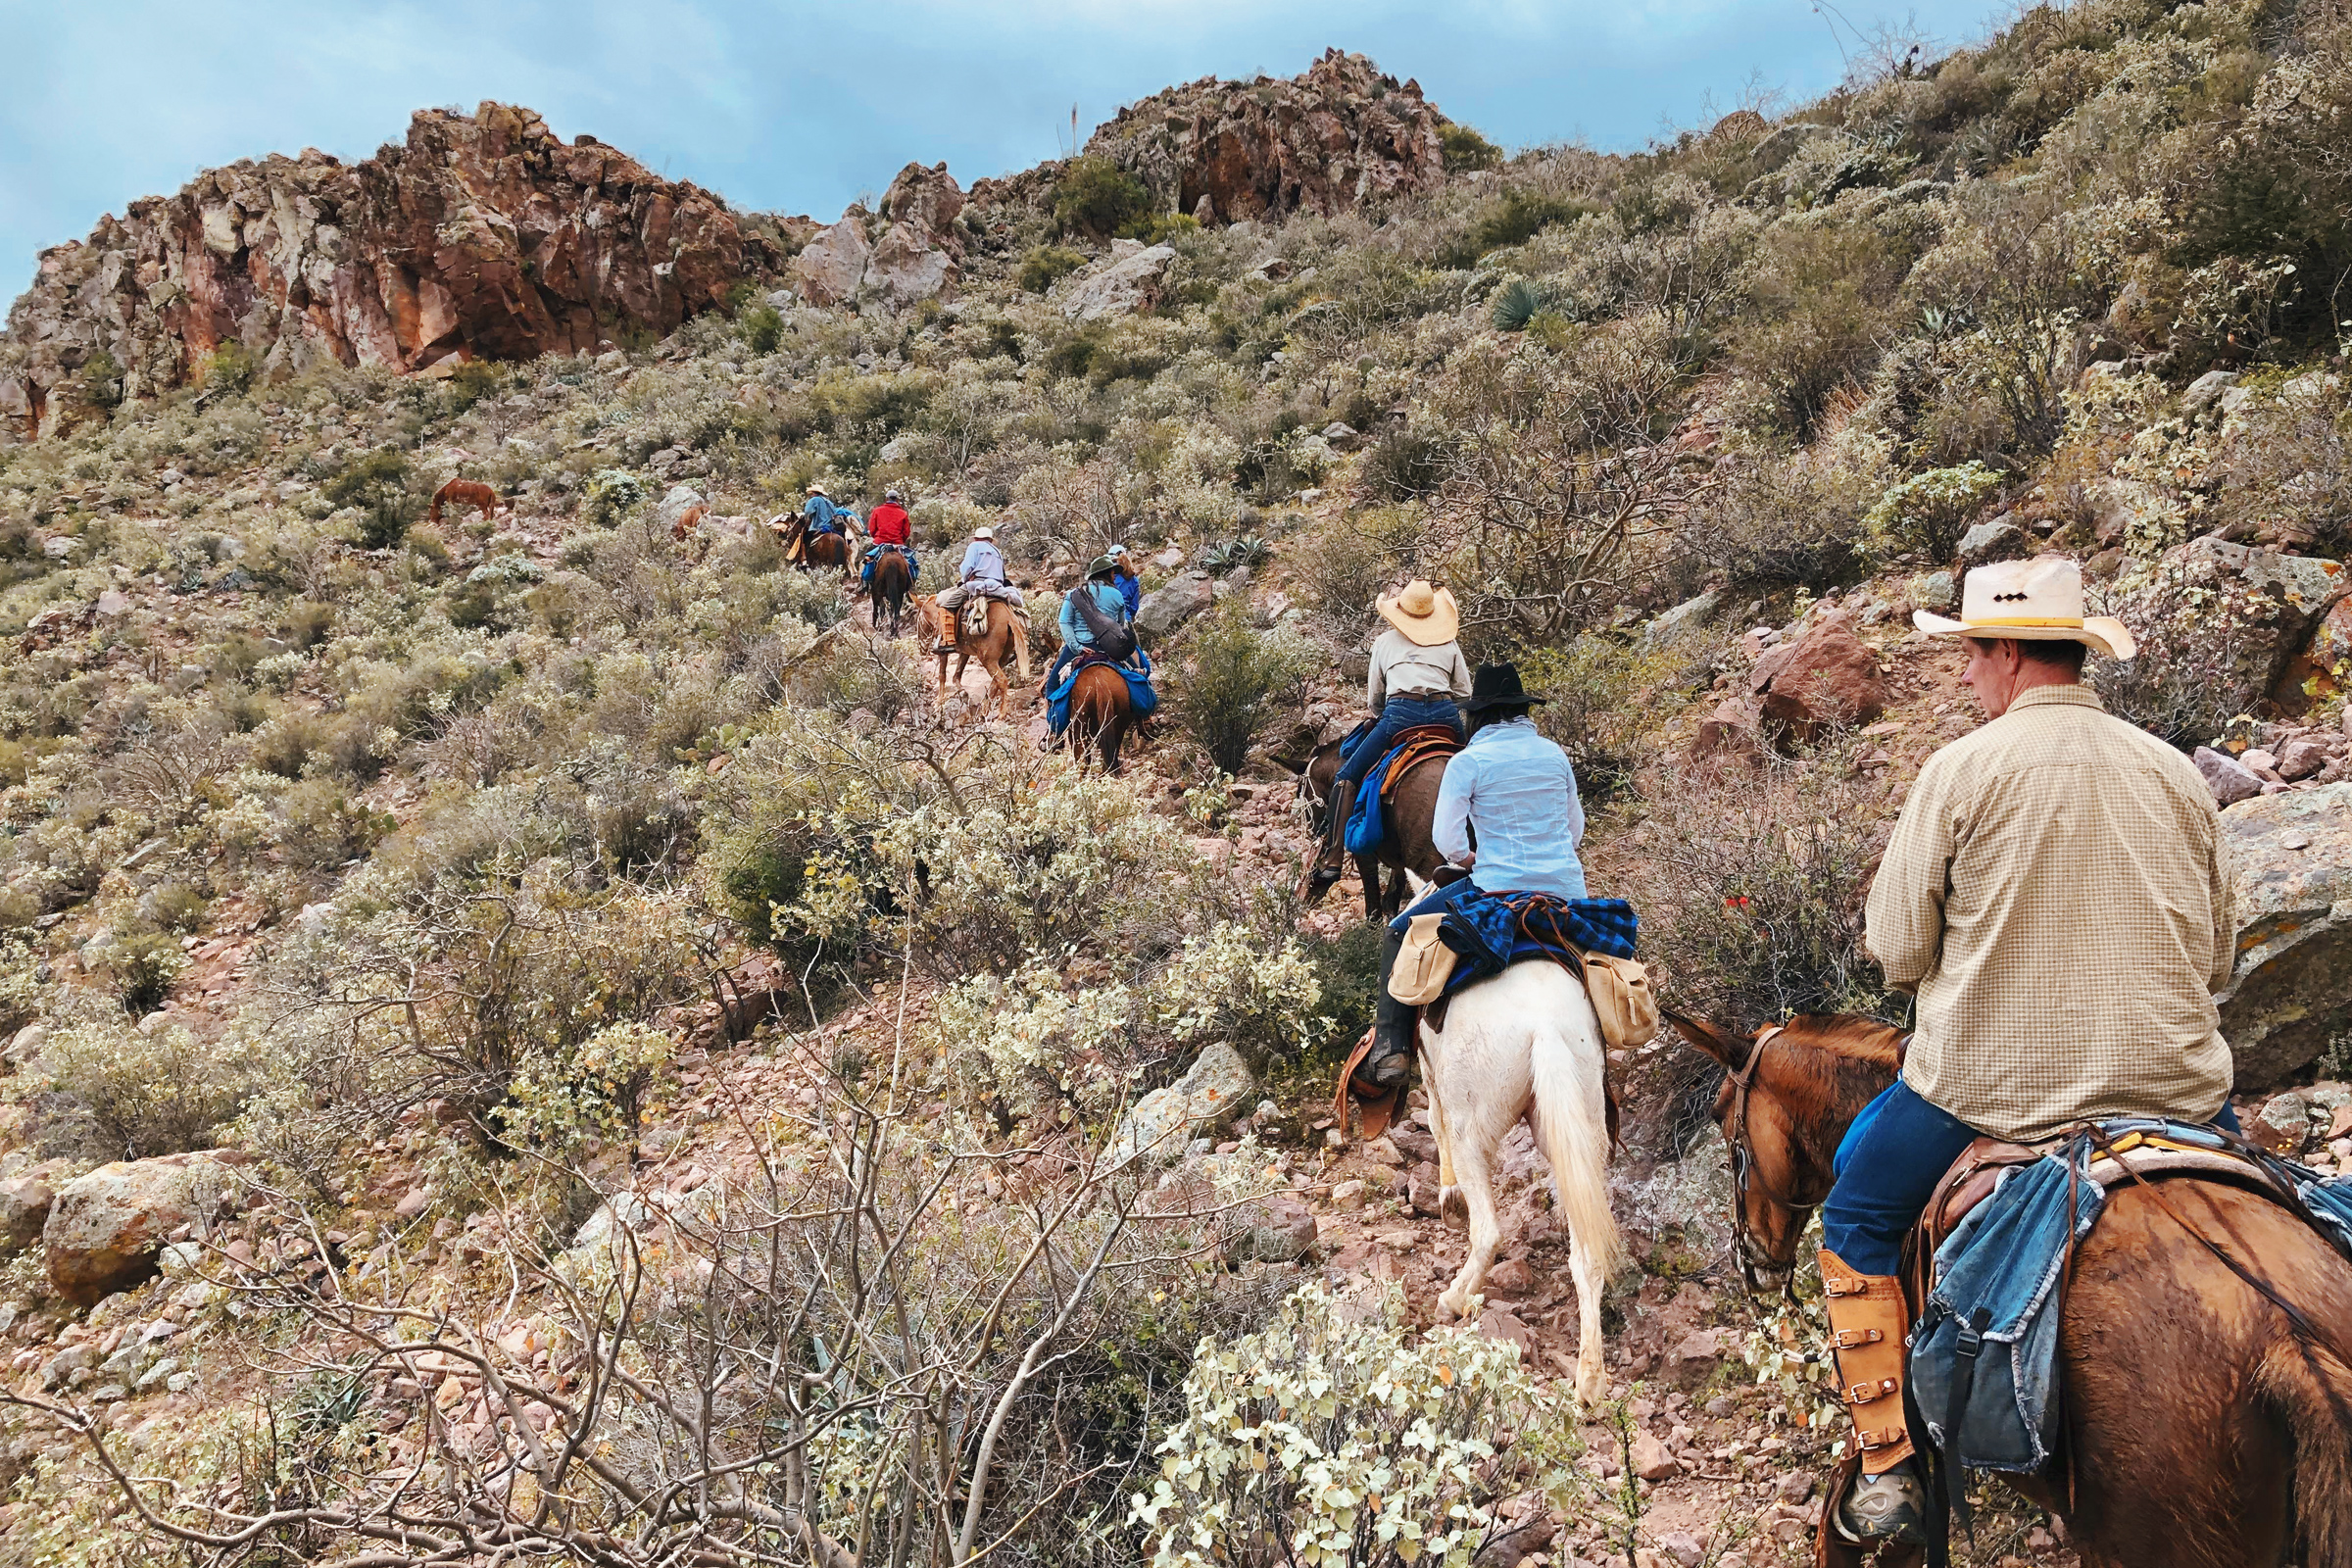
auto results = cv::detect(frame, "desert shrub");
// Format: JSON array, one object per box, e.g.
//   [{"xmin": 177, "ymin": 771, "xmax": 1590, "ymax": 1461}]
[
  {"xmin": 442, "ymin": 359, "xmax": 502, "ymax": 414},
  {"xmin": 1054, "ymin": 156, "xmax": 1152, "ymax": 238},
  {"xmin": 1358, "ymin": 427, "xmax": 1451, "ymax": 502},
  {"xmin": 83, "ymin": 925, "xmax": 188, "ymax": 1014},
  {"xmin": 33, "ymin": 1013, "xmax": 263, "ymax": 1160},
  {"xmin": 1630, "ymin": 739, "xmax": 1895, "ymax": 1029},
  {"xmin": 1681, "ymin": 453, "xmax": 1877, "ymax": 587},
  {"xmin": 1174, "ymin": 604, "xmax": 1317, "ymax": 775},
  {"xmin": 1444, "ymin": 188, "xmax": 1586, "ymax": 266},
  {"xmin": 499, "ymin": 1019, "xmax": 676, "ymax": 1153},
  {"xmin": 323, "ymin": 448, "xmax": 421, "ymax": 549},
  {"xmin": 201, "ymin": 340, "xmax": 258, "ymax": 395},
  {"xmin": 1863, "ymin": 461, "xmax": 2002, "ymax": 564},
  {"xmin": 1295, "ymin": 513, "xmax": 1404, "ymax": 627},
  {"xmin": 1438, "ymin": 122, "xmax": 1504, "ymax": 173},
  {"xmin": 739, "ymin": 303, "xmax": 785, "ymax": 355},
  {"xmin": 1522, "ymin": 637, "xmax": 1685, "ymax": 796},
  {"xmin": 2092, "ymin": 542, "xmax": 2328, "ymax": 744},
  {"xmin": 1124, "ymin": 212, "xmax": 1202, "ymax": 246},
  {"xmin": 583, "ymin": 466, "xmax": 648, "ymax": 526},
  {"xmin": 1130, "ymin": 1282, "xmax": 1583, "ymax": 1568},
  {"xmin": 1490, "ymin": 277, "xmax": 1551, "ymax": 332},
  {"xmin": 2212, "ymin": 371, "xmax": 2352, "ymax": 554}
]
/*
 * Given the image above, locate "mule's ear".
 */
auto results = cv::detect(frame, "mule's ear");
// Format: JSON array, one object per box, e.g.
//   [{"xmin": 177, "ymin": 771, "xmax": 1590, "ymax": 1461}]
[{"xmin": 1662, "ymin": 1008, "xmax": 1749, "ymax": 1071}]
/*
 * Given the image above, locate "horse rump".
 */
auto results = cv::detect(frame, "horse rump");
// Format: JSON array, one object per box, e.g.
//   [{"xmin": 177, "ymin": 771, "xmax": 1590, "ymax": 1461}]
[{"xmin": 2255, "ymin": 1333, "xmax": 2352, "ymax": 1564}]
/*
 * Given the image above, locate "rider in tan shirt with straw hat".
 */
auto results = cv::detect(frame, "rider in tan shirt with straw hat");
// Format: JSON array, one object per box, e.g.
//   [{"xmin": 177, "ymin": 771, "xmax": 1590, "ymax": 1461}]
[{"xmin": 1321, "ymin": 581, "xmax": 1472, "ymax": 862}]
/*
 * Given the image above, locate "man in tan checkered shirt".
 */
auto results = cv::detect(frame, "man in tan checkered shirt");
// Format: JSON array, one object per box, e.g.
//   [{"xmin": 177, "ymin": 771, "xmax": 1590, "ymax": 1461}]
[{"xmin": 1814, "ymin": 556, "xmax": 2241, "ymax": 1545}]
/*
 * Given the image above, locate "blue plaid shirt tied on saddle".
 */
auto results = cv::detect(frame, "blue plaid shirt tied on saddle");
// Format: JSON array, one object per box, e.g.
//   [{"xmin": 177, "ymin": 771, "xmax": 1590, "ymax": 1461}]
[{"xmin": 1348, "ymin": 662, "xmax": 1637, "ymax": 1102}]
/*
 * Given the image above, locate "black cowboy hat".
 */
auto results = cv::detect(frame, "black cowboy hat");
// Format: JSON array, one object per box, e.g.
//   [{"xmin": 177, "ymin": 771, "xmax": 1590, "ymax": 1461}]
[{"xmin": 1459, "ymin": 662, "xmax": 1545, "ymax": 713}]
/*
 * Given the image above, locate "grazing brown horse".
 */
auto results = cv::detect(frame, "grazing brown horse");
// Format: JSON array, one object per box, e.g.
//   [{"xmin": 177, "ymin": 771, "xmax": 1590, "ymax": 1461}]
[
  {"xmin": 668, "ymin": 503, "xmax": 708, "ymax": 543},
  {"xmin": 866, "ymin": 547, "xmax": 913, "ymax": 635},
  {"xmin": 1285, "ymin": 736, "xmax": 1449, "ymax": 919},
  {"xmin": 1667, "ymin": 1011, "xmax": 2352, "ymax": 1568},
  {"xmin": 1063, "ymin": 662, "xmax": 1133, "ymax": 772},
  {"xmin": 429, "ymin": 478, "xmax": 506, "ymax": 526},
  {"xmin": 923, "ymin": 595, "xmax": 1031, "ymax": 716}
]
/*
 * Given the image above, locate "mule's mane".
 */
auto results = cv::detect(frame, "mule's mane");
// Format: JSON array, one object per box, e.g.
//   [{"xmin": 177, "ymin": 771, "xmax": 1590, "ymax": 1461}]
[{"xmin": 1755, "ymin": 1014, "xmax": 1904, "ymax": 1148}]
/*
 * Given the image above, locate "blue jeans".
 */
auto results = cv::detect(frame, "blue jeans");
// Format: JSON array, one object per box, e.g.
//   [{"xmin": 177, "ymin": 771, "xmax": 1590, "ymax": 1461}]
[
  {"xmin": 1823, "ymin": 1080, "xmax": 2243, "ymax": 1275},
  {"xmin": 1337, "ymin": 696, "xmax": 1462, "ymax": 792}
]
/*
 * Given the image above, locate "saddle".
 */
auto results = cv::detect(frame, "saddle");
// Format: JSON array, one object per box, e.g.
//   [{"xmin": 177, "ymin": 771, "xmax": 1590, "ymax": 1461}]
[
  {"xmin": 1375, "ymin": 725, "xmax": 1460, "ymax": 799},
  {"xmin": 961, "ymin": 597, "xmax": 992, "ymax": 640}
]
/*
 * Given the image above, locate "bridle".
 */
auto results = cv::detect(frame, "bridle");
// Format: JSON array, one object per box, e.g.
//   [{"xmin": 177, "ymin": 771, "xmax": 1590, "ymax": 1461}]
[{"xmin": 1718, "ymin": 1023, "xmax": 1824, "ymax": 1296}]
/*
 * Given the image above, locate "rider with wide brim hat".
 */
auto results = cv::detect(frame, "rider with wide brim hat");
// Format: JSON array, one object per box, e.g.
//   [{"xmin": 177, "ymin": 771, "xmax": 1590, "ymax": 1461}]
[
  {"xmin": 1817, "ymin": 554, "xmax": 2234, "ymax": 1549},
  {"xmin": 1319, "ymin": 580, "xmax": 1472, "ymax": 868}
]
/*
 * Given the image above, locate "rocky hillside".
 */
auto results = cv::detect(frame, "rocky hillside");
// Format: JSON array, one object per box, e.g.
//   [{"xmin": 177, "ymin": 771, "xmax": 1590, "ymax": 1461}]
[
  {"xmin": 1, "ymin": 104, "xmax": 775, "ymax": 436},
  {"xmin": 0, "ymin": 9, "xmax": 2350, "ymax": 1568}
]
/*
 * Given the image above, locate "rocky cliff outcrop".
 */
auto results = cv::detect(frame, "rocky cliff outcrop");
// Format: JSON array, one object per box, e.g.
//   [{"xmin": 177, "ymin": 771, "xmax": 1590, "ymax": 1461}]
[
  {"xmin": 2, "ymin": 102, "xmax": 770, "ymax": 435},
  {"xmin": 790, "ymin": 161, "xmax": 966, "ymax": 309},
  {"xmin": 1083, "ymin": 49, "xmax": 1446, "ymax": 225}
]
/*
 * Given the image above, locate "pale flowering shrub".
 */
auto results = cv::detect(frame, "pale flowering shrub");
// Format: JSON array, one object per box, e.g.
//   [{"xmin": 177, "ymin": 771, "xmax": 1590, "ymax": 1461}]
[
  {"xmin": 31, "ymin": 1012, "xmax": 265, "ymax": 1160},
  {"xmin": 931, "ymin": 962, "xmax": 1140, "ymax": 1117},
  {"xmin": 502, "ymin": 1020, "xmax": 678, "ymax": 1151},
  {"xmin": 1152, "ymin": 922, "xmax": 1326, "ymax": 1063},
  {"xmin": 1130, "ymin": 1284, "xmax": 1582, "ymax": 1568}
]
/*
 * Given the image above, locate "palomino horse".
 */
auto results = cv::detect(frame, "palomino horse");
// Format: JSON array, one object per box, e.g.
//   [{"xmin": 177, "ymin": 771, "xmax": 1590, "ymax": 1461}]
[
  {"xmin": 1413, "ymin": 961, "xmax": 1618, "ymax": 1404},
  {"xmin": 866, "ymin": 547, "xmax": 914, "ymax": 636},
  {"xmin": 924, "ymin": 595, "xmax": 1031, "ymax": 716},
  {"xmin": 429, "ymin": 478, "xmax": 506, "ymax": 526},
  {"xmin": 1667, "ymin": 1012, "xmax": 2352, "ymax": 1568},
  {"xmin": 1287, "ymin": 736, "xmax": 1449, "ymax": 918},
  {"xmin": 1063, "ymin": 662, "xmax": 1134, "ymax": 772}
]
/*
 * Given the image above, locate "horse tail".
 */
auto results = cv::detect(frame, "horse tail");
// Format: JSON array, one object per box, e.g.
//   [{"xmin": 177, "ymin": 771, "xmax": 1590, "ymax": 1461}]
[
  {"xmin": 2254, "ymin": 1330, "xmax": 2352, "ymax": 1563},
  {"xmin": 1527, "ymin": 992, "xmax": 1618, "ymax": 1281}
]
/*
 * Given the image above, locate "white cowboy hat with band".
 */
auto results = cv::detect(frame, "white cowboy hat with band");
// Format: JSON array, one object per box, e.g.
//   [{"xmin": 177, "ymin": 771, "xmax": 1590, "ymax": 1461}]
[
  {"xmin": 1375, "ymin": 579, "xmax": 1460, "ymax": 647},
  {"xmin": 971, "ymin": 525, "xmax": 994, "ymax": 541},
  {"xmin": 1913, "ymin": 555, "xmax": 2134, "ymax": 659}
]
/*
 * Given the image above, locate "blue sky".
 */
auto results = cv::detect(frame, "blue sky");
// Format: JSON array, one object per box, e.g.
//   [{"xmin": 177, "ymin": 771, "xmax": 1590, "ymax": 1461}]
[{"xmin": 3, "ymin": 0, "xmax": 2004, "ymax": 298}]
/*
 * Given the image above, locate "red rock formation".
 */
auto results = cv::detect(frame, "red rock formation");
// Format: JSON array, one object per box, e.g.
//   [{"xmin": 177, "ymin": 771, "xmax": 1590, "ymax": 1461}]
[
  {"xmin": 1083, "ymin": 49, "xmax": 1446, "ymax": 225},
  {"xmin": 1, "ymin": 103, "xmax": 773, "ymax": 434}
]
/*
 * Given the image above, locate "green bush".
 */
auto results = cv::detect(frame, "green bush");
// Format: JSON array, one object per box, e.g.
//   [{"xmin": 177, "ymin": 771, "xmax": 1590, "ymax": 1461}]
[
  {"xmin": 1444, "ymin": 188, "xmax": 1586, "ymax": 265},
  {"xmin": 443, "ymin": 359, "xmax": 502, "ymax": 413},
  {"xmin": 582, "ymin": 466, "xmax": 648, "ymax": 527},
  {"xmin": 1863, "ymin": 461, "xmax": 2001, "ymax": 564},
  {"xmin": 201, "ymin": 340, "xmax": 258, "ymax": 395},
  {"xmin": 323, "ymin": 448, "xmax": 421, "ymax": 549},
  {"xmin": 1438, "ymin": 122, "xmax": 1504, "ymax": 173},
  {"xmin": 740, "ymin": 303, "xmax": 785, "ymax": 355},
  {"xmin": 1120, "ymin": 212, "xmax": 1201, "ymax": 246},
  {"xmin": 1491, "ymin": 277, "xmax": 1551, "ymax": 331},
  {"xmin": 1019, "ymin": 244, "xmax": 1090, "ymax": 294},
  {"xmin": 1173, "ymin": 603, "xmax": 1314, "ymax": 775},
  {"xmin": 1052, "ymin": 156, "xmax": 1152, "ymax": 238}
]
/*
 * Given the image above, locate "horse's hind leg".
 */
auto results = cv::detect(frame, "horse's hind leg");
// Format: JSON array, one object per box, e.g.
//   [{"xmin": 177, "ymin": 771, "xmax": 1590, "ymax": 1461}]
[{"xmin": 1435, "ymin": 1121, "xmax": 1502, "ymax": 1319}]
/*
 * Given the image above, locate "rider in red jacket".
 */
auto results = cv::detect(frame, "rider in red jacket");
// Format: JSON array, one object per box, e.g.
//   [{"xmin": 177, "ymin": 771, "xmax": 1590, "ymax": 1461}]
[{"xmin": 861, "ymin": 489, "xmax": 916, "ymax": 585}]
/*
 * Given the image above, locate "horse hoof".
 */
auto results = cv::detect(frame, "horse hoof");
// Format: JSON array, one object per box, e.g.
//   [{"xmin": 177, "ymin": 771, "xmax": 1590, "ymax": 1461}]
[
  {"xmin": 1575, "ymin": 1362, "xmax": 1605, "ymax": 1406},
  {"xmin": 1437, "ymin": 1287, "xmax": 1470, "ymax": 1319},
  {"xmin": 1440, "ymin": 1187, "xmax": 1468, "ymax": 1229}
]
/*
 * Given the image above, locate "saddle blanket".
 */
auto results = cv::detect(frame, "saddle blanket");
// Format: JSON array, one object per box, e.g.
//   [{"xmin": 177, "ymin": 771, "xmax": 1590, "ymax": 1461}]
[
  {"xmin": 1046, "ymin": 648, "xmax": 1156, "ymax": 735},
  {"xmin": 1911, "ymin": 1118, "xmax": 2352, "ymax": 1476},
  {"xmin": 1344, "ymin": 726, "xmax": 1461, "ymax": 857},
  {"xmin": 861, "ymin": 545, "xmax": 918, "ymax": 581},
  {"xmin": 1387, "ymin": 879, "xmax": 1639, "ymax": 984}
]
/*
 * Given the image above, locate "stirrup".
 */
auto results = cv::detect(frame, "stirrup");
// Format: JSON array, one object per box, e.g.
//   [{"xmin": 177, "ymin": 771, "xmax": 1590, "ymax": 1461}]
[
  {"xmin": 1348, "ymin": 1040, "xmax": 1410, "ymax": 1099},
  {"xmin": 1833, "ymin": 1465, "xmax": 1929, "ymax": 1545}
]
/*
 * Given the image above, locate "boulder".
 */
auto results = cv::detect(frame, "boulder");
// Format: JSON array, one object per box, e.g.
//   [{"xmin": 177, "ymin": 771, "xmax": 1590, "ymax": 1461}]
[
  {"xmin": 2180, "ymin": 369, "xmax": 2239, "ymax": 414},
  {"xmin": 862, "ymin": 223, "xmax": 958, "ymax": 308},
  {"xmin": 1081, "ymin": 50, "xmax": 1446, "ymax": 226},
  {"xmin": 1220, "ymin": 1193, "xmax": 1319, "ymax": 1263},
  {"xmin": 655, "ymin": 484, "xmax": 707, "ymax": 534},
  {"xmin": 2193, "ymin": 746, "xmax": 2264, "ymax": 807},
  {"xmin": 2277, "ymin": 736, "xmax": 2331, "ymax": 780},
  {"xmin": 2109, "ymin": 539, "xmax": 2350, "ymax": 718},
  {"xmin": 44, "ymin": 1151, "xmax": 248, "ymax": 1306},
  {"xmin": 877, "ymin": 161, "xmax": 964, "ymax": 244},
  {"xmin": 1746, "ymin": 610, "xmax": 1887, "ymax": 742},
  {"xmin": 792, "ymin": 218, "xmax": 873, "ymax": 308},
  {"xmin": 1, "ymin": 103, "xmax": 765, "ymax": 430},
  {"xmin": 1644, "ymin": 589, "xmax": 1722, "ymax": 648},
  {"xmin": 1056, "ymin": 245, "xmax": 1177, "ymax": 322},
  {"xmin": 0, "ymin": 1175, "xmax": 53, "ymax": 1253},
  {"xmin": 2216, "ymin": 782, "xmax": 2352, "ymax": 1088},
  {"xmin": 1106, "ymin": 1043, "xmax": 1254, "ymax": 1168},
  {"xmin": 1134, "ymin": 571, "xmax": 1215, "ymax": 641},
  {"xmin": 1957, "ymin": 518, "xmax": 2028, "ymax": 565},
  {"xmin": 2285, "ymin": 596, "xmax": 2352, "ymax": 705}
]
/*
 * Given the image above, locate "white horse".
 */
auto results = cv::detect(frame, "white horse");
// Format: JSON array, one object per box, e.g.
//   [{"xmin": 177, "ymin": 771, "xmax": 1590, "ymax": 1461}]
[{"xmin": 1417, "ymin": 959, "xmax": 1618, "ymax": 1403}]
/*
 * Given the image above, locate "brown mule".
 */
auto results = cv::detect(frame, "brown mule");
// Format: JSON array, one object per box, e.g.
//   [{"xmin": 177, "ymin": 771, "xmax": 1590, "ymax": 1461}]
[
  {"xmin": 867, "ymin": 548, "xmax": 913, "ymax": 636},
  {"xmin": 1666, "ymin": 1012, "xmax": 2352, "ymax": 1568},
  {"xmin": 1286, "ymin": 736, "xmax": 1450, "ymax": 919},
  {"xmin": 1064, "ymin": 662, "xmax": 1133, "ymax": 772},
  {"xmin": 925, "ymin": 596, "xmax": 1031, "ymax": 717}
]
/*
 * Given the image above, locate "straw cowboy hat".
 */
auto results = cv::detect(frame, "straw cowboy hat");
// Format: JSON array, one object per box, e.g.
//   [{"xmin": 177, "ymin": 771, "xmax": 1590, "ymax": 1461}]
[
  {"xmin": 807, "ymin": 483, "xmax": 827, "ymax": 496},
  {"xmin": 1375, "ymin": 579, "xmax": 1460, "ymax": 647},
  {"xmin": 1913, "ymin": 555, "xmax": 2135, "ymax": 659}
]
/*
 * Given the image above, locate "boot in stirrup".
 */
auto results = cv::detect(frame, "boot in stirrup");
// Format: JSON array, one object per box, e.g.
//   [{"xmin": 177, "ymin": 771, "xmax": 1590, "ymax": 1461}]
[
  {"xmin": 1348, "ymin": 924, "xmax": 1414, "ymax": 1099},
  {"xmin": 1819, "ymin": 1248, "xmax": 1928, "ymax": 1545}
]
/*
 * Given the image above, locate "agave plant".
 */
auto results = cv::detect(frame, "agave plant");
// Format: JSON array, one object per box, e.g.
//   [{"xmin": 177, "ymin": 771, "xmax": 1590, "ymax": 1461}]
[
  {"xmin": 1199, "ymin": 534, "xmax": 1272, "ymax": 574},
  {"xmin": 1491, "ymin": 276, "xmax": 1550, "ymax": 332}
]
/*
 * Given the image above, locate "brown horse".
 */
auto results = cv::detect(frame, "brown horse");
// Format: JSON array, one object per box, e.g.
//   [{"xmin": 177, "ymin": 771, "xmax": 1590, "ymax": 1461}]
[
  {"xmin": 429, "ymin": 478, "xmax": 506, "ymax": 526},
  {"xmin": 924, "ymin": 595, "xmax": 1031, "ymax": 716},
  {"xmin": 1064, "ymin": 662, "xmax": 1133, "ymax": 772},
  {"xmin": 803, "ymin": 528, "xmax": 853, "ymax": 576},
  {"xmin": 1285, "ymin": 736, "xmax": 1449, "ymax": 919},
  {"xmin": 1667, "ymin": 1012, "xmax": 2352, "ymax": 1568},
  {"xmin": 867, "ymin": 547, "xmax": 913, "ymax": 636}
]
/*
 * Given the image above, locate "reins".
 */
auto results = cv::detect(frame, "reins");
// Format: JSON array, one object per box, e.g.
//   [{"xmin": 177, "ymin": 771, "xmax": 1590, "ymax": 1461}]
[{"xmin": 1722, "ymin": 1024, "xmax": 1806, "ymax": 1295}]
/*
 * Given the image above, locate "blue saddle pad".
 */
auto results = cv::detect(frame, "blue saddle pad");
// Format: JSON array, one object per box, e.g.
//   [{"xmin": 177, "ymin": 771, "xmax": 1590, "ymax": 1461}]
[{"xmin": 1047, "ymin": 650, "xmax": 1155, "ymax": 735}]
